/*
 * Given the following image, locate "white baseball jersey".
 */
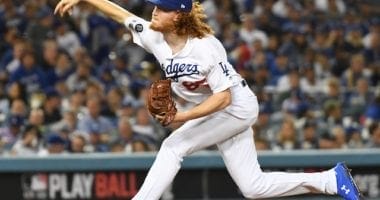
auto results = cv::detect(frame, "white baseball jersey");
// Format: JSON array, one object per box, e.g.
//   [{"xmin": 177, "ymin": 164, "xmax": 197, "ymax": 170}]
[{"xmin": 124, "ymin": 16, "xmax": 255, "ymax": 118}]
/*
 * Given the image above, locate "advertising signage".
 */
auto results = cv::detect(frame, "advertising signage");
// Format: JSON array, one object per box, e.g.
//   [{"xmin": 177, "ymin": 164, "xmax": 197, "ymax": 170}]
[{"xmin": 0, "ymin": 167, "xmax": 378, "ymax": 199}]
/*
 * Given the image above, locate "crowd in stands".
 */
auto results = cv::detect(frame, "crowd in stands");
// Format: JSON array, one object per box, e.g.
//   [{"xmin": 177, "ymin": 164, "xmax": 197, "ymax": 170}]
[{"xmin": 0, "ymin": 0, "xmax": 379, "ymax": 156}]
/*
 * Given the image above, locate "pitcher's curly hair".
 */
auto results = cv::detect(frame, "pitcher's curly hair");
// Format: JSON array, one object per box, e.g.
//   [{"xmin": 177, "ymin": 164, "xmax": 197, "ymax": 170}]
[{"xmin": 174, "ymin": 2, "xmax": 214, "ymax": 38}]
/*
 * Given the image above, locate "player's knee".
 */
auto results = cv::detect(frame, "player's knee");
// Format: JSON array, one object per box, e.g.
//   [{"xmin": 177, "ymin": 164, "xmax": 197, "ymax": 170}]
[
  {"xmin": 161, "ymin": 139, "xmax": 176, "ymax": 152},
  {"xmin": 238, "ymin": 176, "xmax": 266, "ymax": 199},
  {"xmin": 239, "ymin": 185, "xmax": 255, "ymax": 199},
  {"xmin": 241, "ymin": 191, "xmax": 257, "ymax": 199},
  {"xmin": 240, "ymin": 188, "xmax": 265, "ymax": 199},
  {"xmin": 160, "ymin": 138, "xmax": 184, "ymax": 158}
]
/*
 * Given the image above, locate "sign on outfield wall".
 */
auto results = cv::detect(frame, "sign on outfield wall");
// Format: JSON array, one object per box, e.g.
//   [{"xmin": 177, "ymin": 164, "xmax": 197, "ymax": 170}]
[
  {"xmin": 0, "ymin": 167, "xmax": 378, "ymax": 199},
  {"xmin": 0, "ymin": 170, "xmax": 242, "ymax": 200},
  {"xmin": 21, "ymin": 172, "xmax": 139, "ymax": 199}
]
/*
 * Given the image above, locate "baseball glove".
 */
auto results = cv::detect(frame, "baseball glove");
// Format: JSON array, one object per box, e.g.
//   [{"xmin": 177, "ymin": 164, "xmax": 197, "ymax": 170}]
[{"xmin": 147, "ymin": 79, "xmax": 177, "ymax": 126}]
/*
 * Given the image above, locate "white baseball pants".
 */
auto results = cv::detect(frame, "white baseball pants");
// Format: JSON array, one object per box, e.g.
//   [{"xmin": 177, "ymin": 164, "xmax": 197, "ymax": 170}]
[{"xmin": 132, "ymin": 110, "xmax": 337, "ymax": 200}]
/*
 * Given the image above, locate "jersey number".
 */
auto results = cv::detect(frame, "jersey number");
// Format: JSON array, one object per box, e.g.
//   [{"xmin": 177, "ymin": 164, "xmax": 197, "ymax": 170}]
[
  {"xmin": 182, "ymin": 79, "xmax": 206, "ymax": 91},
  {"xmin": 182, "ymin": 62, "xmax": 229, "ymax": 91}
]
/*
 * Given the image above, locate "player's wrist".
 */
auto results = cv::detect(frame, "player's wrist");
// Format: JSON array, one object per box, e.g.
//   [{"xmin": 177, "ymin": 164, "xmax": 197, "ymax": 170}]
[{"xmin": 174, "ymin": 111, "xmax": 190, "ymax": 122}]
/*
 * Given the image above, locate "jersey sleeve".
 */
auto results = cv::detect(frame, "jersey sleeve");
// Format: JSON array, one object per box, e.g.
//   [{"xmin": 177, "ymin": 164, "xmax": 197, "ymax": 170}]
[
  {"xmin": 206, "ymin": 38, "xmax": 234, "ymax": 93},
  {"xmin": 124, "ymin": 16, "xmax": 161, "ymax": 53},
  {"xmin": 207, "ymin": 37, "xmax": 236, "ymax": 93},
  {"xmin": 206, "ymin": 62, "xmax": 233, "ymax": 93}
]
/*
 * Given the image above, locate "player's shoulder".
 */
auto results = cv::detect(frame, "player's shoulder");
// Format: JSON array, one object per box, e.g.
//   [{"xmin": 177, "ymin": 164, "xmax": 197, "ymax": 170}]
[
  {"xmin": 192, "ymin": 35, "xmax": 223, "ymax": 51},
  {"xmin": 193, "ymin": 34, "xmax": 217, "ymax": 44}
]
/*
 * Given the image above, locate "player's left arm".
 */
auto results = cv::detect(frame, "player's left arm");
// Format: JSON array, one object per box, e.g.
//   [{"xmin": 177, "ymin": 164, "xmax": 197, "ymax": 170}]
[
  {"xmin": 172, "ymin": 89, "xmax": 231, "ymax": 122},
  {"xmin": 172, "ymin": 55, "xmax": 233, "ymax": 122},
  {"xmin": 171, "ymin": 38, "xmax": 234, "ymax": 123}
]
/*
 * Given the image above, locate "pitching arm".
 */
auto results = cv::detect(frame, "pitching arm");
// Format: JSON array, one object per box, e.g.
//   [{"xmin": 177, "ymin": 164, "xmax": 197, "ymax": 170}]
[{"xmin": 54, "ymin": 0, "xmax": 134, "ymax": 24}]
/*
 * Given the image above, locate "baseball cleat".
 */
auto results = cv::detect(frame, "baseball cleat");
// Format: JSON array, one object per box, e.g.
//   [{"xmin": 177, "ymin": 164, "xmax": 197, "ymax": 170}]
[{"xmin": 334, "ymin": 162, "xmax": 361, "ymax": 200}]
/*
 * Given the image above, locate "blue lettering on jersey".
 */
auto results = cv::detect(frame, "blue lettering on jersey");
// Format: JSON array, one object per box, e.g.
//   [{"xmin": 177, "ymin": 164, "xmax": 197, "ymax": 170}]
[
  {"xmin": 218, "ymin": 62, "xmax": 230, "ymax": 76},
  {"xmin": 164, "ymin": 59, "xmax": 199, "ymax": 79}
]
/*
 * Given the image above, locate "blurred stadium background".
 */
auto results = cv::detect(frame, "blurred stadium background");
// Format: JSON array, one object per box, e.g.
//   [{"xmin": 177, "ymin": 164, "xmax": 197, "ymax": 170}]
[{"xmin": 0, "ymin": 0, "xmax": 379, "ymax": 199}]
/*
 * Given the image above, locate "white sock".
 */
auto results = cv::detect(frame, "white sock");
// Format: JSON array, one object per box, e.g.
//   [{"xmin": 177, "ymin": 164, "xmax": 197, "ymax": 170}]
[{"xmin": 325, "ymin": 168, "xmax": 338, "ymax": 194}]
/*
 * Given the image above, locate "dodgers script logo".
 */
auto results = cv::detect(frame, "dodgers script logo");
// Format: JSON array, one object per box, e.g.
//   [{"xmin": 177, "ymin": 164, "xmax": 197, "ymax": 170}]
[{"xmin": 163, "ymin": 59, "xmax": 199, "ymax": 79}]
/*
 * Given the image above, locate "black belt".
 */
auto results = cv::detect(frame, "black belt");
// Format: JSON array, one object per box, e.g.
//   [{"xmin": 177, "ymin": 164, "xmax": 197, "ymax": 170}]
[{"xmin": 241, "ymin": 79, "xmax": 247, "ymax": 87}]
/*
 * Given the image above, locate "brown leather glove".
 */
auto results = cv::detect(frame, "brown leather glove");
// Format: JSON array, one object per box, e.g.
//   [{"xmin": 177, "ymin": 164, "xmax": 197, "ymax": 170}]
[{"xmin": 146, "ymin": 79, "xmax": 177, "ymax": 126}]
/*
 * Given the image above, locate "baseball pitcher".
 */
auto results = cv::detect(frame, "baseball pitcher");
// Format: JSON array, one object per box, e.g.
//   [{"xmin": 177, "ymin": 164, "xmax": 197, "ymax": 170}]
[{"xmin": 55, "ymin": 0, "xmax": 360, "ymax": 199}]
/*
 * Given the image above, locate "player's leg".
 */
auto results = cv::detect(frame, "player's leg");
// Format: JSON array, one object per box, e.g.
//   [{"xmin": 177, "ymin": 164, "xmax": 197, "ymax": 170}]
[
  {"xmin": 217, "ymin": 127, "xmax": 338, "ymax": 199},
  {"xmin": 132, "ymin": 111, "xmax": 254, "ymax": 200}
]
